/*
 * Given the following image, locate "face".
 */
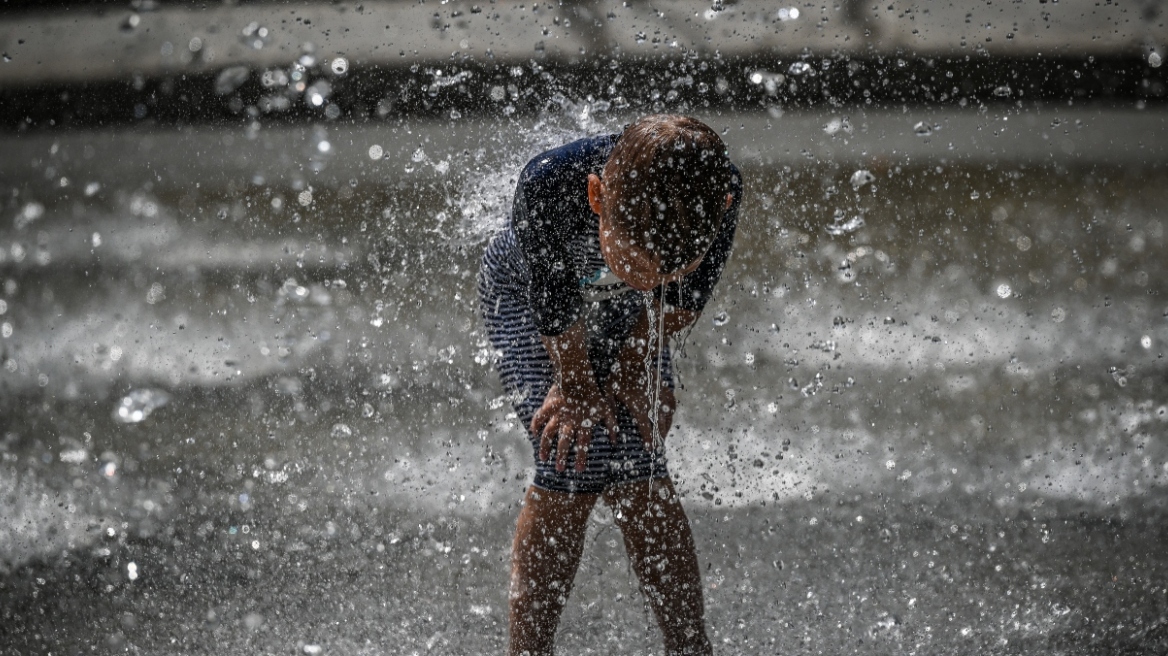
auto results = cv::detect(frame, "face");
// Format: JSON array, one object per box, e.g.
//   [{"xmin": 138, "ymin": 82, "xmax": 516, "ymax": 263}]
[
  {"xmin": 588, "ymin": 174, "xmax": 706, "ymax": 292},
  {"xmin": 597, "ymin": 217, "xmax": 705, "ymax": 291}
]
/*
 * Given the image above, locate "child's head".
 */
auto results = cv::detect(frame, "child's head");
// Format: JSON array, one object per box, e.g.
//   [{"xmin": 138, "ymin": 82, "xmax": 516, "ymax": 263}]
[{"xmin": 588, "ymin": 114, "xmax": 734, "ymax": 291}]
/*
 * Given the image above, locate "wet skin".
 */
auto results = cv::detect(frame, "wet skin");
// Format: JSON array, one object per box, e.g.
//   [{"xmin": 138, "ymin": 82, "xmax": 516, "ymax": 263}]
[{"xmin": 509, "ymin": 174, "xmax": 734, "ymax": 656}]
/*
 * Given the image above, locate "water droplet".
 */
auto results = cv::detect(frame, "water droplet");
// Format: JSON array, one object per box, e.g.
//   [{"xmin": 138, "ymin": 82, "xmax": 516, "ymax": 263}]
[
  {"xmin": 2, "ymin": 53, "xmax": 11, "ymax": 63},
  {"xmin": 635, "ymin": 32, "xmax": 647, "ymax": 43},
  {"xmin": 368, "ymin": 144, "xmax": 383, "ymax": 160},
  {"xmin": 1016, "ymin": 236, "xmax": 1032, "ymax": 251},
  {"xmin": 113, "ymin": 389, "xmax": 171, "ymax": 424},
  {"xmin": 305, "ymin": 80, "xmax": 332, "ymax": 107},
  {"xmin": 412, "ymin": 148, "xmax": 427, "ymax": 163},
  {"xmin": 788, "ymin": 61, "xmax": 812, "ymax": 76},
  {"xmin": 826, "ymin": 215, "xmax": 865, "ymax": 236},
  {"xmin": 331, "ymin": 423, "xmax": 353, "ymax": 438},
  {"xmin": 712, "ymin": 311, "xmax": 729, "ymax": 326},
  {"xmin": 126, "ymin": 562, "xmax": 139, "ymax": 581},
  {"xmin": 214, "ymin": 66, "xmax": 251, "ymax": 95},
  {"xmin": 996, "ymin": 283, "xmax": 1012, "ymax": 299},
  {"xmin": 1150, "ymin": 52, "xmax": 1163, "ymax": 68},
  {"xmin": 1141, "ymin": 335, "xmax": 1152, "ymax": 349},
  {"xmin": 14, "ymin": 201, "xmax": 45, "ymax": 230},
  {"xmin": 1050, "ymin": 307, "xmax": 1066, "ymax": 323},
  {"xmin": 823, "ymin": 117, "xmax": 851, "ymax": 135},
  {"xmin": 913, "ymin": 121, "xmax": 934, "ymax": 136},
  {"xmin": 330, "ymin": 57, "xmax": 349, "ymax": 75},
  {"xmin": 992, "ymin": 85, "xmax": 1012, "ymax": 97},
  {"xmin": 297, "ymin": 190, "xmax": 313, "ymax": 206},
  {"xmin": 146, "ymin": 282, "xmax": 166, "ymax": 305},
  {"xmin": 849, "ymin": 169, "xmax": 875, "ymax": 190},
  {"xmin": 969, "ymin": 190, "xmax": 980, "ymax": 200}
]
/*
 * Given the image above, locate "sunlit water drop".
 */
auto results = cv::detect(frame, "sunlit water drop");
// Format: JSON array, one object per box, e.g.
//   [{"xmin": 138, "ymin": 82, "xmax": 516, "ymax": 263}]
[
  {"xmin": 850, "ymin": 169, "xmax": 875, "ymax": 189},
  {"xmin": 996, "ymin": 283, "xmax": 1012, "ymax": 298},
  {"xmin": 330, "ymin": 57, "xmax": 349, "ymax": 75},
  {"xmin": 913, "ymin": 121, "xmax": 934, "ymax": 136},
  {"xmin": 826, "ymin": 215, "xmax": 865, "ymax": 236},
  {"xmin": 113, "ymin": 389, "xmax": 172, "ymax": 424},
  {"xmin": 215, "ymin": 66, "xmax": 251, "ymax": 96},
  {"xmin": 368, "ymin": 144, "xmax": 383, "ymax": 160},
  {"xmin": 712, "ymin": 311, "xmax": 729, "ymax": 327}
]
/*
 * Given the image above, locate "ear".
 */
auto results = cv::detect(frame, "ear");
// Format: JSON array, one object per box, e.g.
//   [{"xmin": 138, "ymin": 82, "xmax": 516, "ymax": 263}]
[
  {"xmin": 587, "ymin": 174, "xmax": 604, "ymax": 217},
  {"xmin": 725, "ymin": 192, "xmax": 734, "ymax": 210}
]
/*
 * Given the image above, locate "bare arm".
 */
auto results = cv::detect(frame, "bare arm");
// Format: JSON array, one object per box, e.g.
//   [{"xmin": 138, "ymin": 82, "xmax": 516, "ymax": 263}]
[
  {"xmin": 532, "ymin": 303, "xmax": 700, "ymax": 471},
  {"xmin": 609, "ymin": 303, "xmax": 700, "ymax": 448},
  {"xmin": 532, "ymin": 321, "xmax": 619, "ymax": 472}
]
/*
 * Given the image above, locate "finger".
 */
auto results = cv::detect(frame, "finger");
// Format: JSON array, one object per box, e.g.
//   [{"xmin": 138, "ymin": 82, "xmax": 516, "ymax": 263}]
[
  {"xmin": 539, "ymin": 415, "xmax": 560, "ymax": 462},
  {"xmin": 601, "ymin": 400, "xmax": 619, "ymax": 443},
  {"xmin": 531, "ymin": 401, "xmax": 552, "ymax": 437},
  {"xmin": 531, "ymin": 384, "xmax": 563, "ymax": 436},
  {"xmin": 596, "ymin": 388, "xmax": 619, "ymax": 444},
  {"xmin": 574, "ymin": 424, "xmax": 592, "ymax": 472},
  {"xmin": 555, "ymin": 424, "xmax": 574, "ymax": 472}
]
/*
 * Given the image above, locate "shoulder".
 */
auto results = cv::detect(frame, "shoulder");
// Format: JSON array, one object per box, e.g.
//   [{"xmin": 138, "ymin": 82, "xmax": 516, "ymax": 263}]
[
  {"xmin": 518, "ymin": 134, "xmax": 617, "ymax": 188},
  {"xmin": 727, "ymin": 160, "xmax": 743, "ymax": 195}
]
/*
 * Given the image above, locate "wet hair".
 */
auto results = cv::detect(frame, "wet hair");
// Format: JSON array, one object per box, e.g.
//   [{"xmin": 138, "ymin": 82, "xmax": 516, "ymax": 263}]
[{"xmin": 602, "ymin": 114, "xmax": 733, "ymax": 275}]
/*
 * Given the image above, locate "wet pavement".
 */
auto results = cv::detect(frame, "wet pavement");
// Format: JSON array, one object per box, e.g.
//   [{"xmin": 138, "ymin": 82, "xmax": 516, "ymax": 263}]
[{"xmin": 1, "ymin": 108, "xmax": 1167, "ymax": 654}]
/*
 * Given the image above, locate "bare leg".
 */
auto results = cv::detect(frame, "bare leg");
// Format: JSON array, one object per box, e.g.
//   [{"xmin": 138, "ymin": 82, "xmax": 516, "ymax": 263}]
[
  {"xmin": 509, "ymin": 485, "xmax": 599, "ymax": 656},
  {"xmin": 604, "ymin": 477, "xmax": 712, "ymax": 656}
]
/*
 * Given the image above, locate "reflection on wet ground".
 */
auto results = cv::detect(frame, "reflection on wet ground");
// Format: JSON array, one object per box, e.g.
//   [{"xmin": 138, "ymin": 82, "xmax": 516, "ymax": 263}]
[{"xmin": 1, "ymin": 115, "xmax": 1166, "ymax": 653}]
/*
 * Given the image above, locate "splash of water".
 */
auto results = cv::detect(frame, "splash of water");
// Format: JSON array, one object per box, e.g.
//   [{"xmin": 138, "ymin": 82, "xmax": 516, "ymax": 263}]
[{"xmin": 456, "ymin": 98, "xmax": 622, "ymax": 245}]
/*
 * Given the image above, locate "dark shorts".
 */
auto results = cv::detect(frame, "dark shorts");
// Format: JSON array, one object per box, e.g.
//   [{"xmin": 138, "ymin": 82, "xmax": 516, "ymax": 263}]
[{"xmin": 479, "ymin": 232, "xmax": 672, "ymax": 495}]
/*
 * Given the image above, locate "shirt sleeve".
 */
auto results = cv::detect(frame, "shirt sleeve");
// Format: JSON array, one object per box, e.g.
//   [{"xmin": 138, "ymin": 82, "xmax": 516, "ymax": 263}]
[
  {"xmin": 658, "ymin": 163, "xmax": 742, "ymax": 313},
  {"xmin": 511, "ymin": 158, "xmax": 584, "ymax": 336}
]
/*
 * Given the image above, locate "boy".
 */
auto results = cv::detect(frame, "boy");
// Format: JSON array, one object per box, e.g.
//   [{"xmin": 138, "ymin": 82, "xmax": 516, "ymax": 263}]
[{"xmin": 479, "ymin": 114, "xmax": 741, "ymax": 656}]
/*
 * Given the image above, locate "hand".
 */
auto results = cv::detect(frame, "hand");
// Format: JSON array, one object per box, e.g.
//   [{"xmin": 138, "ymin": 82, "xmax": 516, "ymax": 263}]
[
  {"xmin": 531, "ymin": 382, "xmax": 619, "ymax": 472},
  {"xmin": 607, "ymin": 357, "xmax": 676, "ymax": 452}
]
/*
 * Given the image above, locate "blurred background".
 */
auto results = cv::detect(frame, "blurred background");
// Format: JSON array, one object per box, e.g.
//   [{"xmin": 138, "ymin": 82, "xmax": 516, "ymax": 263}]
[{"xmin": 1, "ymin": 1, "xmax": 1167, "ymax": 654}]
